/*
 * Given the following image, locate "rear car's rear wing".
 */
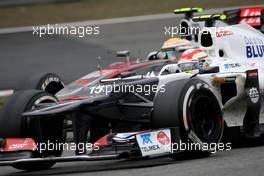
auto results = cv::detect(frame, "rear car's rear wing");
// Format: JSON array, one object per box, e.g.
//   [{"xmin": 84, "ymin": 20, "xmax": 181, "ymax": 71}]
[
  {"xmin": 224, "ymin": 7, "xmax": 264, "ymax": 33},
  {"xmin": 174, "ymin": 7, "xmax": 204, "ymax": 20},
  {"xmin": 192, "ymin": 14, "xmax": 227, "ymax": 27}
]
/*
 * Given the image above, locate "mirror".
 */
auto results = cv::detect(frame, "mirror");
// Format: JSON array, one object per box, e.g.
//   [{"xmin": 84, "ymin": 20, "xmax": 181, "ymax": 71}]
[{"xmin": 116, "ymin": 50, "xmax": 130, "ymax": 57}]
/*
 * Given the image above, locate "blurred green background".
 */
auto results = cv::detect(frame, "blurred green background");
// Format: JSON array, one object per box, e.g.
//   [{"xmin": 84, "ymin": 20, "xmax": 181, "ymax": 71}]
[{"xmin": 0, "ymin": 0, "xmax": 263, "ymax": 28}]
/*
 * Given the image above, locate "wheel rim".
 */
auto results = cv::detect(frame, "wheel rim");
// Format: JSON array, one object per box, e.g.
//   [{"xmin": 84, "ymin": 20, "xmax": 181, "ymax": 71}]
[
  {"xmin": 188, "ymin": 92, "xmax": 218, "ymax": 140},
  {"xmin": 31, "ymin": 95, "xmax": 57, "ymax": 109}
]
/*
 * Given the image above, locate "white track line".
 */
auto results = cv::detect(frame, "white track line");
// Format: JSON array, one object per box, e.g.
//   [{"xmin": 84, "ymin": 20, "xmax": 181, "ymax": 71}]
[
  {"xmin": 0, "ymin": 90, "xmax": 14, "ymax": 96},
  {"xmin": 0, "ymin": 5, "xmax": 263, "ymax": 34}
]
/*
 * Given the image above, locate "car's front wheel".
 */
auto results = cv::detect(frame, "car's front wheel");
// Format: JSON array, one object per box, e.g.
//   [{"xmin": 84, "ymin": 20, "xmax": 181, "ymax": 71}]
[
  {"xmin": 152, "ymin": 78, "xmax": 224, "ymax": 158},
  {"xmin": 0, "ymin": 90, "xmax": 64, "ymax": 171}
]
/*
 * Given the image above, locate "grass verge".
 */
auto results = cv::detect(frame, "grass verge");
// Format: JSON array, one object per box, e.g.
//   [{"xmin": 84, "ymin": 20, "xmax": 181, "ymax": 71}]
[
  {"xmin": 0, "ymin": 97, "xmax": 6, "ymax": 107},
  {"xmin": 0, "ymin": 0, "xmax": 263, "ymax": 28}
]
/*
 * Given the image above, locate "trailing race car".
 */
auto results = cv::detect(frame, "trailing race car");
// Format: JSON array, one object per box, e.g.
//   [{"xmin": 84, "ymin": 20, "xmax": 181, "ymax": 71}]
[
  {"xmin": 174, "ymin": 6, "xmax": 264, "ymax": 42},
  {"xmin": 14, "ymin": 50, "xmax": 171, "ymax": 98},
  {"xmin": 224, "ymin": 6, "xmax": 264, "ymax": 33},
  {"xmin": 1, "ymin": 15, "xmax": 264, "ymax": 171},
  {"xmin": 145, "ymin": 7, "xmax": 204, "ymax": 63}
]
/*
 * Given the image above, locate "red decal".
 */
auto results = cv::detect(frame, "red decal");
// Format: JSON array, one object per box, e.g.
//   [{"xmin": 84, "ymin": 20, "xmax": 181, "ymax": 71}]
[
  {"xmin": 239, "ymin": 17, "xmax": 261, "ymax": 26},
  {"xmin": 108, "ymin": 63, "xmax": 130, "ymax": 69},
  {"xmin": 3, "ymin": 138, "xmax": 37, "ymax": 152},
  {"xmin": 94, "ymin": 134, "xmax": 109, "ymax": 146},
  {"xmin": 240, "ymin": 7, "xmax": 262, "ymax": 17},
  {"xmin": 58, "ymin": 95, "xmax": 91, "ymax": 101},
  {"xmin": 216, "ymin": 30, "xmax": 234, "ymax": 38},
  {"xmin": 157, "ymin": 131, "xmax": 170, "ymax": 145},
  {"xmin": 247, "ymin": 70, "xmax": 258, "ymax": 77},
  {"xmin": 75, "ymin": 79, "xmax": 89, "ymax": 85}
]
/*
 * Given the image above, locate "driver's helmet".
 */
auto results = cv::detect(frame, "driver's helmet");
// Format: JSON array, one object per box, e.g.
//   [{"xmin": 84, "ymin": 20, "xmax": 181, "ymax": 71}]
[
  {"xmin": 178, "ymin": 48, "xmax": 210, "ymax": 73},
  {"xmin": 161, "ymin": 38, "xmax": 196, "ymax": 61}
]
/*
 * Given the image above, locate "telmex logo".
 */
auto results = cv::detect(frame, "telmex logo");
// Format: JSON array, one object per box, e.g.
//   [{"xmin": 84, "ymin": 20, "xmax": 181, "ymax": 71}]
[{"xmin": 140, "ymin": 133, "xmax": 152, "ymax": 145}]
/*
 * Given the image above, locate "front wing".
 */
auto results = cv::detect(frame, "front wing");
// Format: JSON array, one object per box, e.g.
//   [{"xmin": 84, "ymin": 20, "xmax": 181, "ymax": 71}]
[{"xmin": 0, "ymin": 128, "xmax": 180, "ymax": 166}]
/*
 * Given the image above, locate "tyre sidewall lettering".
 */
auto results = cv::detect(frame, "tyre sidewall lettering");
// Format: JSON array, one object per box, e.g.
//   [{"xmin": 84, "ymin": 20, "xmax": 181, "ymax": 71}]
[{"xmin": 40, "ymin": 77, "xmax": 62, "ymax": 91}]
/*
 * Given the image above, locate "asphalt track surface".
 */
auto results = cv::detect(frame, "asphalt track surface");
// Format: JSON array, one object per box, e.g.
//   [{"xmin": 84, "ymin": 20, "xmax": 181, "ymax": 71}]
[
  {"xmin": 1, "ymin": 9, "xmax": 264, "ymax": 176},
  {"xmin": 0, "ymin": 17, "xmax": 174, "ymax": 90},
  {"xmin": 1, "ymin": 145, "xmax": 264, "ymax": 176}
]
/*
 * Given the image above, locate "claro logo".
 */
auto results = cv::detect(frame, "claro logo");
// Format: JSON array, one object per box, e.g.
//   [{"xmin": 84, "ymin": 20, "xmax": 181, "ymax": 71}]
[{"xmin": 157, "ymin": 131, "xmax": 170, "ymax": 145}]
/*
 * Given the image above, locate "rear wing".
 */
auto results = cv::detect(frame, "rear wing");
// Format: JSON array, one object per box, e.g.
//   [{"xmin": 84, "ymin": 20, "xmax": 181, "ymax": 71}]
[
  {"xmin": 224, "ymin": 7, "xmax": 264, "ymax": 32},
  {"xmin": 174, "ymin": 7, "xmax": 204, "ymax": 20},
  {"xmin": 192, "ymin": 14, "xmax": 227, "ymax": 27}
]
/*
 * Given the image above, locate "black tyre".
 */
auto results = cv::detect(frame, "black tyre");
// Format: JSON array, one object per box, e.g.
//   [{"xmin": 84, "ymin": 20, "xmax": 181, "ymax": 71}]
[
  {"xmin": 16, "ymin": 73, "xmax": 65, "ymax": 95},
  {"xmin": 0, "ymin": 90, "xmax": 64, "ymax": 171},
  {"xmin": 152, "ymin": 79, "xmax": 224, "ymax": 157}
]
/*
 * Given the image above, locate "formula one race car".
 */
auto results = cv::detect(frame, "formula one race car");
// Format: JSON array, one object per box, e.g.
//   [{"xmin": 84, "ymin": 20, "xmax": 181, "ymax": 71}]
[{"xmin": 1, "ymin": 13, "xmax": 264, "ymax": 172}]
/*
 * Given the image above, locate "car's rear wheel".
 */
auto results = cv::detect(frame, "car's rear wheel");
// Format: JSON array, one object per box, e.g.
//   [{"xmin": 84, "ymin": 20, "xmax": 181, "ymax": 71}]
[
  {"xmin": 152, "ymin": 79, "xmax": 224, "ymax": 158},
  {"xmin": 15, "ymin": 73, "xmax": 65, "ymax": 95},
  {"xmin": 0, "ymin": 90, "xmax": 64, "ymax": 171}
]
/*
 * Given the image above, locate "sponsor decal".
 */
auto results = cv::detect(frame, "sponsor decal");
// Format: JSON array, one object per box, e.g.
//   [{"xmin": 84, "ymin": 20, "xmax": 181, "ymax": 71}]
[
  {"xmin": 240, "ymin": 17, "xmax": 261, "ymax": 26},
  {"xmin": 41, "ymin": 77, "xmax": 61, "ymax": 90},
  {"xmin": 224, "ymin": 63, "xmax": 241, "ymax": 70},
  {"xmin": 248, "ymin": 87, "xmax": 260, "ymax": 104},
  {"xmin": 240, "ymin": 8, "xmax": 261, "ymax": 17},
  {"xmin": 240, "ymin": 8, "xmax": 262, "ymax": 26},
  {"xmin": 3, "ymin": 138, "xmax": 37, "ymax": 152},
  {"xmin": 136, "ymin": 130, "xmax": 171, "ymax": 156},
  {"xmin": 244, "ymin": 37, "xmax": 264, "ymax": 59},
  {"xmin": 9, "ymin": 143, "xmax": 28, "ymax": 150},
  {"xmin": 216, "ymin": 30, "xmax": 233, "ymax": 38},
  {"xmin": 140, "ymin": 145, "xmax": 161, "ymax": 153},
  {"xmin": 157, "ymin": 131, "xmax": 171, "ymax": 145},
  {"xmin": 140, "ymin": 133, "xmax": 153, "ymax": 145}
]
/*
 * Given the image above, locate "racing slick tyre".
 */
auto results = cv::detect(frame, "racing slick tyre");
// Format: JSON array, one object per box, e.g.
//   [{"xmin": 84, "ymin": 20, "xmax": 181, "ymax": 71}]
[
  {"xmin": 152, "ymin": 78, "xmax": 224, "ymax": 158},
  {"xmin": 0, "ymin": 90, "xmax": 64, "ymax": 171},
  {"xmin": 15, "ymin": 73, "xmax": 65, "ymax": 95}
]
